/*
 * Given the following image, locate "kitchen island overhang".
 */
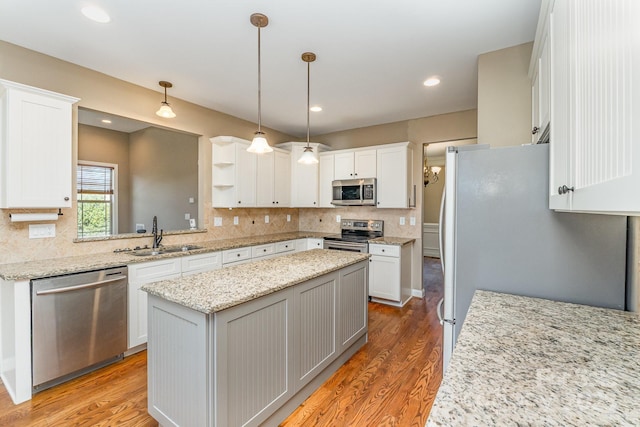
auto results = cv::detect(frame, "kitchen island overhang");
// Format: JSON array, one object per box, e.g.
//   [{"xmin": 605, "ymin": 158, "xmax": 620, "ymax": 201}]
[{"xmin": 142, "ymin": 249, "xmax": 370, "ymax": 427}]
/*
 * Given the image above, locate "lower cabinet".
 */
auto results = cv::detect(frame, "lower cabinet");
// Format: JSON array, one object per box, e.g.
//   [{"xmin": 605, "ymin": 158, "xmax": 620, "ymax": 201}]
[
  {"xmin": 307, "ymin": 238, "xmax": 324, "ymax": 250},
  {"xmin": 147, "ymin": 260, "xmax": 368, "ymax": 427},
  {"xmin": 128, "ymin": 254, "xmax": 221, "ymax": 349},
  {"xmin": 368, "ymin": 243, "xmax": 412, "ymax": 306}
]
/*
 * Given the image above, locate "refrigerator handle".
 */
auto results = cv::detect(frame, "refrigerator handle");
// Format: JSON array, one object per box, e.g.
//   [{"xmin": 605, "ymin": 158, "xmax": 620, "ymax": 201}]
[
  {"xmin": 438, "ymin": 188, "xmax": 446, "ymax": 274},
  {"xmin": 437, "ymin": 297, "xmax": 445, "ymax": 325}
]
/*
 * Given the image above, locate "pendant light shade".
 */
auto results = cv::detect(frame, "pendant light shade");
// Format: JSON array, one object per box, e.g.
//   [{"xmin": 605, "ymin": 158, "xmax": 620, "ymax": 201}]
[
  {"xmin": 247, "ymin": 13, "xmax": 273, "ymax": 154},
  {"xmin": 298, "ymin": 52, "xmax": 318, "ymax": 164},
  {"xmin": 156, "ymin": 81, "xmax": 176, "ymax": 118}
]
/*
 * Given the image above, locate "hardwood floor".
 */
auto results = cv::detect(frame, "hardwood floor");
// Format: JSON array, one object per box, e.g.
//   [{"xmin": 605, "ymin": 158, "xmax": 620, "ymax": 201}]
[{"xmin": 0, "ymin": 257, "xmax": 444, "ymax": 426}]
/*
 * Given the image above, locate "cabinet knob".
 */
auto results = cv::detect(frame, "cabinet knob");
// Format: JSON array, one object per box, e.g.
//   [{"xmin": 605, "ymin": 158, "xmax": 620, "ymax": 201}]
[
  {"xmin": 532, "ymin": 126, "xmax": 539, "ymax": 135},
  {"xmin": 350, "ymin": 173, "xmax": 353, "ymax": 176},
  {"xmin": 558, "ymin": 185, "xmax": 575, "ymax": 195},
  {"xmin": 238, "ymin": 201, "xmax": 241, "ymax": 204},
  {"xmin": 263, "ymin": 249, "xmax": 267, "ymax": 252},
  {"xmin": 276, "ymin": 201, "xmax": 279, "ymax": 204},
  {"xmin": 64, "ymin": 196, "xmax": 70, "ymax": 201},
  {"xmin": 272, "ymin": 201, "xmax": 275, "ymax": 204},
  {"xmin": 382, "ymin": 249, "xmax": 385, "ymax": 252},
  {"xmin": 313, "ymin": 202, "xmax": 316, "ymax": 205},
  {"xmin": 237, "ymin": 253, "xmax": 241, "ymax": 257}
]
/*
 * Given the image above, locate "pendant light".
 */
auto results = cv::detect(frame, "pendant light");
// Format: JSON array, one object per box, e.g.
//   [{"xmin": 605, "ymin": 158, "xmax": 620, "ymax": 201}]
[
  {"xmin": 247, "ymin": 13, "xmax": 273, "ymax": 154},
  {"xmin": 298, "ymin": 52, "xmax": 319, "ymax": 164},
  {"xmin": 156, "ymin": 81, "xmax": 176, "ymax": 118}
]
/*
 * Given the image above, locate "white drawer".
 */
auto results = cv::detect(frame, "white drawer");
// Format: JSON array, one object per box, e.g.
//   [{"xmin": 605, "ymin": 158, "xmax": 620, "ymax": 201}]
[
  {"xmin": 128, "ymin": 258, "xmax": 182, "ymax": 283},
  {"xmin": 368, "ymin": 244, "xmax": 400, "ymax": 257},
  {"xmin": 252, "ymin": 243, "xmax": 276, "ymax": 259},
  {"xmin": 181, "ymin": 252, "xmax": 222, "ymax": 276},
  {"xmin": 222, "ymin": 247, "xmax": 252, "ymax": 264},
  {"xmin": 275, "ymin": 240, "xmax": 296, "ymax": 254}
]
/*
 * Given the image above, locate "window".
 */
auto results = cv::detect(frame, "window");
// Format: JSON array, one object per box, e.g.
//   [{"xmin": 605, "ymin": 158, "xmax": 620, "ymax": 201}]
[{"xmin": 77, "ymin": 162, "xmax": 117, "ymax": 238}]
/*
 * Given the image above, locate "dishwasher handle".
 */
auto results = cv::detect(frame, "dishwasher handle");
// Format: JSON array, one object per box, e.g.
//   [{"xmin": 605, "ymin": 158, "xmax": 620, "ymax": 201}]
[{"xmin": 35, "ymin": 275, "xmax": 127, "ymax": 296}]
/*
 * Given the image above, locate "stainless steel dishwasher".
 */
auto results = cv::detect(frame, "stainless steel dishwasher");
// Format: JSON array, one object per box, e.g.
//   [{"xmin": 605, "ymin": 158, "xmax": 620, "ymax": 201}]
[{"xmin": 31, "ymin": 266, "xmax": 128, "ymax": 392}]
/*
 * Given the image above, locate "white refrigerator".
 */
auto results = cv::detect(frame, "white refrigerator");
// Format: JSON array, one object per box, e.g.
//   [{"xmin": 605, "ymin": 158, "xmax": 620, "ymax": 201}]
[{"xmin": 438, "ymin": 144, "xmax": 627, "ymax": 371}]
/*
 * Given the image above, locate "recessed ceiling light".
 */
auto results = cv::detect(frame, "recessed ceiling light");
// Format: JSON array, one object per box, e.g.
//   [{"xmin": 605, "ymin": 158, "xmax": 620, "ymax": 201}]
[
  {"xmin": 310, "ymin": 106, "xmax": 322, "ymax": 112},
  {"xmin": 81, "ymin": 5, "xmax": 111, "ymax": 23},
  {"xmin": 423, "ymin": 77, "xmax": 440, "ymax": 87},
  {"xmin": 101, "ymin": 119, "xmax": 112, "ymax": 124}
]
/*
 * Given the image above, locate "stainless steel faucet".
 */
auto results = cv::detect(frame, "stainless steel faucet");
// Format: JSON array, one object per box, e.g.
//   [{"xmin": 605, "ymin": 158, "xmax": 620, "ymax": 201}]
[{"xmin": 152, "ymin": 216, "xmax": 163, "ymax": 249}]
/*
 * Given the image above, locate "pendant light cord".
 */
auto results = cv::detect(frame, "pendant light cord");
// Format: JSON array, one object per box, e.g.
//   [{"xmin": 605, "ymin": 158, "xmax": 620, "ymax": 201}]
[
  {"xmin": 306, "ymin": 60, "xmax": 310, "ymax": 145},
  {"xmin": 257, "ymin": 23, "xmax": 262, "ymax": 133}
]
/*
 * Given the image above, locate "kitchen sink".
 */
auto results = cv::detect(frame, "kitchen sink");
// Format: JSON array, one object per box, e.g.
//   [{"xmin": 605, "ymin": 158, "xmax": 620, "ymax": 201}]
[{"xmin": 130, "ymin": 244, "xmax": 203, "ymax": 257}]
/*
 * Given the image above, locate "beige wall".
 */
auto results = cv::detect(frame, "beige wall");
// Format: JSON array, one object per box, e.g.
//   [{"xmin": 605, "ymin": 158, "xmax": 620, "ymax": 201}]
[
  {"xmin": 306, "ymin": 109, "xmax": 478, "ymax": 294},
  {"xmin": 0, "ymin": 40, "xmax": 295, "ymax": 263},
  {"xmin": 129, "ymin": 127, "xmax": 198, "ymax": 231},
  {"xmin": 423, "ymin": 167, "xmax": 445, "ymax": 223},
  {"xmin": 477, "ymin": 42, "xmax": 533, "ymax": 147},
  {"xmin": 78, "ymin": 124, "xmax": 132, "ymax": 232}
]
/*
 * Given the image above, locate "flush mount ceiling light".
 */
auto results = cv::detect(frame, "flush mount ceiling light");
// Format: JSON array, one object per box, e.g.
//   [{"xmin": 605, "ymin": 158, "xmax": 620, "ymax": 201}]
[
  {"xmin": 298, "ymin": 52, "xmax": 319, "ymax": 165},
  {"xmin": 247, "ymin": 13, "xmax": 273, "ymax": 154},
  {"xmin": 423, "ymin": 77, "xmax": 441, "ymax": 87},
  {"xmin": 81, "ymin": 5, "xmax": 111, "ymax": 23},
  {"xmin": 156, "ymin": 81, "xmax": 176, "ymax": 118},
  {"xmin": 310, "ymin": 106, "xmax": 323, "ymax": 112}
]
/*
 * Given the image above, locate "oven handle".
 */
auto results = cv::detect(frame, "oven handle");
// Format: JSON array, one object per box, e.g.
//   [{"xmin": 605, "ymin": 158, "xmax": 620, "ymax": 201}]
[
  {"xmin": 323, "ymin": 240, "xmax": 367, "ymax": 252},
  {"xmin": 35, "ymin": 275, "xmax": 127, "ymax": 296}
]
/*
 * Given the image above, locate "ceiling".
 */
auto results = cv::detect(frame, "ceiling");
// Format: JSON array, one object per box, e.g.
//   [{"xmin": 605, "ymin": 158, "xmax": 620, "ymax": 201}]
[{"xmin": 0, "ymin": 1, "xmax": 541, "ymax": 137}]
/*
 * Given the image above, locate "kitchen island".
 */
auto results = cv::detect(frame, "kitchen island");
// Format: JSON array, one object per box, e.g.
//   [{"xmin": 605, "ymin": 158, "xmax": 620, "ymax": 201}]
[
  {"xmin": 142, "ymin": 249, "xmax": 369, "ymax": 427},
  {"xmin": 427, "ymin": 290, "xmax": 640, "ymax": 426}
]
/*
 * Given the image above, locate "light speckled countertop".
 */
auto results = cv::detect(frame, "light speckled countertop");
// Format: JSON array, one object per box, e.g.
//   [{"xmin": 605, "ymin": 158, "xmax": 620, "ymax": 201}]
[
  {"xmin": 427, "ymin": 290, "xmax": 640, "ymax": 426},
  {"xmin": 369, "ymin": 236, "xmax": 415, "ymax": 246},
  {"xmin": 0, "ymin": 231, "xmax": 329, "ymax": 280},
  {"xmin": 142, "ymin": 249, "xmax": 369, "ymax": 314}
]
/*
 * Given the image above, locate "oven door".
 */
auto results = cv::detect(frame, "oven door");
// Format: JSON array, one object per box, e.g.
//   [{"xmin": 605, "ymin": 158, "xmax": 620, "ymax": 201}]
[{"xmin": 323, "ymin": 239, "xmax": 368, "ymax": 253}]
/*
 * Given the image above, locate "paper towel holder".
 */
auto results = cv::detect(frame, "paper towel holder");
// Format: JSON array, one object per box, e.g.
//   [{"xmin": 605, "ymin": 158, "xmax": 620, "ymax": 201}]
[{"xmin": 9, "ymin": 209, "xmax": 63, "ymax": 222}]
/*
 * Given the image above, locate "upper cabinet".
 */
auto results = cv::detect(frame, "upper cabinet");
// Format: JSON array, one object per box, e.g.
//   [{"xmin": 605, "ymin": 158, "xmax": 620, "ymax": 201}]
[
  {"xmin": 318, "ymin": 153, "xmax": 335, "ymax": 208},
  {"xmin": 256, "ymin": 148, "xmax": 291, "ymax": 207},
  {"xmin": 334, "ymin": 149, "xmax": 377, "ymax": 180},
  {"xmin": 540, "ymin": 0, "xmax": 640, "ymax": 214},
  {"xmin": 376, "ymin": 142, "xmax": 414, "ymax": 209},
  {"xmin": 211, "ymin": 136, "xmax": 257, "ymax": 208},
  {"xmin": 0, "ymin": 79, "xmax": 79, "ymax": 208},
  {"xmin": 289, "ymin": 144, "xmax": 319, "ymax": 207}
]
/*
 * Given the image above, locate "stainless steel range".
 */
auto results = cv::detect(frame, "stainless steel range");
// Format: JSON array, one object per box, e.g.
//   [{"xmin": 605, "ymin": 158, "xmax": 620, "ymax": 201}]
[{"xmin": 323, "ymin": 219, "xmax": 383, "ymax": 253}]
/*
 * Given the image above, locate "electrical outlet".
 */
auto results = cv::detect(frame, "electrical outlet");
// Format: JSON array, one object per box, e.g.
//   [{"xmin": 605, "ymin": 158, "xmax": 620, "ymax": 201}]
[
  {"xmin": 136, "ymin": 223, "xmax": 145, "ymax": 231},
  {"xmin": 184, "ymin": 213, "xmax": 191, "ymax": 220},
  {"xmin": 410, "ymin": 216, "xmax": 416, "ymax": 226},
  {"xmin": 287, "ymin": 214, "xmax": 291, "ymax": 222},
  {"xmin": 214, "ymin": 217, "xmax": 222, "ymax": 227},
  {"xmin": 265, "ymin": 215, "xmax": 269, "ymax": 224},
  {"xmin": 188, "ymin": 197, "xmax": 195, "ymax": 204},
  {"xmin": 189, "ymin": 218, "xmax": 196, "ymax": 229},
  {"xmin": 29, "ymin": 224, "xmax": 56, "ymax": 239},
  {"xmin": 399, "ymin": 217, "xmax": 406, "ymax": 226},
  {"xmin": 233, "ymin": 216, "xmax": 239, "ymax": 225},
  {"xmin": 336, "ymin": 215, "xmax": 341, "ymax": 222}
]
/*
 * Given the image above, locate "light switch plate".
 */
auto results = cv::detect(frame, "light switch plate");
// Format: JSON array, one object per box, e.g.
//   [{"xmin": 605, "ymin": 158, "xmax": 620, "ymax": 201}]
[
  {"xmin": 233, "ymin": 216, "xmax": 239, "ymax": 225},
  {"xmin": 29, "ymin": 224, "xmax": 55, "ymax": 239},
  {"xmin": 287, "ymin": 214, "xmax": 291, "ymax": 222},
  {"xmin": 410, "ymin": 216, "xmax": 416, "ymax": 226},
  {"xmin": 188, "ymin": 197, "xmax": 195, "ymax": 204},
  {"xmin": 184, "ymin": 213, "xmax": 191, "ymax": 220},
  {"xmin": 265, "ymin": 215, "xmax": 269, "ymax": 224},
  {"xmin": 214, "ymin": 217, "xmax": 222, "ymax": 227},
  {"xmin": 399, "ymin": 217, "xmax": 406, "ymax": 226},
  {"xmin": 336, "ymin": 215, "xmax": 341, "ymax": 222}
]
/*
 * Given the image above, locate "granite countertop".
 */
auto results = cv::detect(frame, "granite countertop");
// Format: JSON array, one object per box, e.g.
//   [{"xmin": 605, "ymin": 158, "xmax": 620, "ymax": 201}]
[
  {"xmin": 142, "ymin": 249, "xmax": 369, "ymax": 314},
  {"xmin": 0, "ymin": 231, "xmax": 328, "ymax": 281},
  {"xmin": 427, "ymin": 290, "xmax": 640, "ymax": 426},
  {"xmin": 369, "ymin": 236, "xmax": 415, "ymax": 246}
]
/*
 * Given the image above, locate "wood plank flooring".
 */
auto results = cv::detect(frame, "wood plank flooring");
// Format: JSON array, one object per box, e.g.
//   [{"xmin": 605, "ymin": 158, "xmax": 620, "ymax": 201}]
[{"xmin": 0, "ymin": 257, "xmax": 444, "ymax": 426}]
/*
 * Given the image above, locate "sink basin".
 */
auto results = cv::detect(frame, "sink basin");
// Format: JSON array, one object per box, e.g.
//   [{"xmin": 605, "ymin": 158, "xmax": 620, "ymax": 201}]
[{"xmin": 130, "ymin": 245, "xmax": 203, "ymax": 257}]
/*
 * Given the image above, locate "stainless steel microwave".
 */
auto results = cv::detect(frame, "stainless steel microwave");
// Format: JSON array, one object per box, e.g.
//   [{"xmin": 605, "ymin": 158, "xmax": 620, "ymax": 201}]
[{"xmin": 332, "ymin": 178, "xmax": 376, "ymax": 206}]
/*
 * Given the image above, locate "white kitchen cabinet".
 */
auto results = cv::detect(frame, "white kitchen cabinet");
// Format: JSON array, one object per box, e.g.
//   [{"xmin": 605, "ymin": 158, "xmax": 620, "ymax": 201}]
[
  {"xmin": 181, "ymin": 252, "xmax": 222, "ymax": 276},
  {"xmin": 295, "ymin": 238, "xmax": 308, "ymax": 252},
  {"xmin": 318, "ymin": 153, "xmax": 335, "ymax": 208},
  {"xmin": 334, "ymin": 149, "xmax": 377, "ymax": 180},
  {"xmin": 275, "ymin": 240, "xmax": 296, "ymax": 254},
  {"xmin": 256, "ymin": 148, "xmax": 290, "ymax": 207},
  {"xmin": 376, "ymin": 142, "xmax": 414, "ymax": 208},
  {"xmin": 251, "ymin": 243, "xmax": 276, "ymax": 260},
  {"xmin": 290, "ymin": 144, "xmax": 319, "ymax": 207},
  {"xmin": 529, "ymin": 2, "xmax": 551, "ymax": 145},
  {"xmin": 307, "ymin": 238, "xmax": 324, "ymax": 250},
  {"xmin": 211, "ymin": 136, "xmax": 257, "ymax": 208},
  {"xmin": 546, "ymin": 0, "xmax": 640, "ymax": 214},
  {"xmin": 128, "ymin": 258, "xmax": 182, "ymax": 349},
  {"xmin": 222, "ymin": 246, "xmax": 252, "ymax": 266},
  {"xmin": 368, "ymin": 243, "xmax": 411, "ymax": 306},
  {"xmin": 0, "ymin": 79, "xmax": 79, "ymax": 208}
]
